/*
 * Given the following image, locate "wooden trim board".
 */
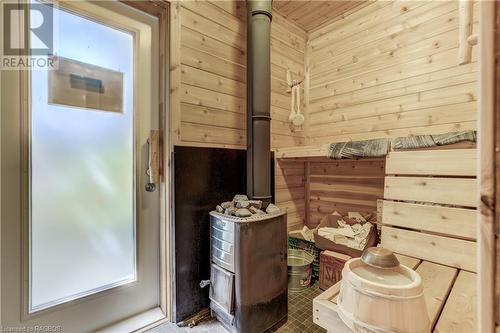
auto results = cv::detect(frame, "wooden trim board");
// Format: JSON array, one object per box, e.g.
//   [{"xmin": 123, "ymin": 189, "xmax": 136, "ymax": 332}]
[
  {"xmin": 385, "ymin": 149, "xmax": 477, "ymax": 176},
  {"xmin": 313, "ymin": 281, "xmax": 353, "ymax": 333},
  {"xmin": 384, "ymin": 176, "xmax": 477, "ymax": 208},
  {"xmin": 381, "ymin": 226, "xmax": 476, "ymax": 272},
  {"xmin": 275, "ymin": 144, "xmax": 329, "ymax": 159},
  {"xmin": 478, "ymin": 1, "xmax": 496, "ymax": 332},
  {"xmin": 381, "ymin": 200, "xmax": 476, "ymax": 240}
]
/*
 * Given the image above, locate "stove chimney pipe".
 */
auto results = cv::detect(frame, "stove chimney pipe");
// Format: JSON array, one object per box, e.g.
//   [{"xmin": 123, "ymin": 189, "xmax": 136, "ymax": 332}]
[{"xmin": 247, "ymin": 0, "xmax": 272, "ymax": 208}]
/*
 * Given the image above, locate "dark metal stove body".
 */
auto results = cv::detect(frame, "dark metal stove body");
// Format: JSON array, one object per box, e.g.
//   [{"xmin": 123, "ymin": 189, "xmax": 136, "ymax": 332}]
[
  {"xmin": 209, "ymin": 211, "xmax": 288, "ymax": 333},
  {"xmin": 207, "ymin": 1, "xmax": 288, "ymax": 331}
]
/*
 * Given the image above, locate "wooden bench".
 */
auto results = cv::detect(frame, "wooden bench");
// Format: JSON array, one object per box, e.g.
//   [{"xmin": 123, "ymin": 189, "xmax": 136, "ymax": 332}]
[
  {"xmin": 273, "ymin": 142, "xmax": 476, "ymax": 160},
  {"xmin": 274, "ymin": 144, "xmax": 330, "ymax": 159},
  {"xmin": 313, "ymin": 148, "xmax": 478, "ymax": 332},
  {"xmin": 313, "ymin": 254, "xmax": 477, "ymax": 333}
]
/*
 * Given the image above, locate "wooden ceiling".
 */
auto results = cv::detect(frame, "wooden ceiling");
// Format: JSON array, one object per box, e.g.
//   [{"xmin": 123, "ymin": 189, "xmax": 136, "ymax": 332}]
[{"xmin": 272, "ymin": 1, "xmax": 368, "ymax": 32}]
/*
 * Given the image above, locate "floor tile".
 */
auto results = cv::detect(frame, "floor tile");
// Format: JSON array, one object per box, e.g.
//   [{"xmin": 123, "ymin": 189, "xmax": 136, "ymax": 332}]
[{"xmin": 147, "ymin": 283, "xmax": 326, "ymax": 333}]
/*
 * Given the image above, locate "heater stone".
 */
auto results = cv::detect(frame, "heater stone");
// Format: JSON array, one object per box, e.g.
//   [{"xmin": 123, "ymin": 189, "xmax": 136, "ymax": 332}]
[
  {"xmin": 234, "ymin": 208, "xmax": 252, "ymax": 218},
  {"xmin": 249, "ymin": 206, "xmax": 265, "ymax": 215},
  {"xmin": 266, "ymin": 203, "xmax": 281, "ymax": 215},
  {"xmin": 221, "ymin": 201, "xmax": 233, "ymax": 209},
  {"xmin": 248, "ymin": 200, "xmax": 263, "ymax": 209},
  {"xmin": 233, "ymin": 194, "xmax": 248, "ymax": 202},
  {"xmin": 235, "ymin": 201, "xmax": 250, "ymax": 209}
]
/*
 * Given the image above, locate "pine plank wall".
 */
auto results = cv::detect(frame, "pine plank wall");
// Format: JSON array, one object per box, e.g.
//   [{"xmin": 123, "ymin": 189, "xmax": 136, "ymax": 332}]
[
  {"xmin": 169, "ymin": 0, "xmax": 479, "ymax": 232},
  {"xmin": 307, "ymin": 1, "xmax": 478, "ymax": 144},
  {"xmin": 170, "ymin": 0, "xmax": 306, "ymax": 149}
]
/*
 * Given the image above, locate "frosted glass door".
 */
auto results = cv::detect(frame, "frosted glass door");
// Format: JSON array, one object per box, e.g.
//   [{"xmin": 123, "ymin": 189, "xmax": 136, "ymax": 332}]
[{"xmin": 30, "ymin": 4, "xmax": 136, "ymax": 312}]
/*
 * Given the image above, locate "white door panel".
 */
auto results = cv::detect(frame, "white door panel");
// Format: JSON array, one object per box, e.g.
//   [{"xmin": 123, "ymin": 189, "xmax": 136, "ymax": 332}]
[{"xmin": 1, "ymin": 1, "xmax": 161, "ymax": 331}]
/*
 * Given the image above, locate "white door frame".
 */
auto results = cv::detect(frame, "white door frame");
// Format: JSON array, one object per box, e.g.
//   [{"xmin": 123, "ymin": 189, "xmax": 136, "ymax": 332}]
[
  {"xmin": 120, "ymin": 0, "xmax": 175, "ymax": 328},
  {"xmin": 0, "ymin": 0, "xmax": 173, "ymax": 331}
]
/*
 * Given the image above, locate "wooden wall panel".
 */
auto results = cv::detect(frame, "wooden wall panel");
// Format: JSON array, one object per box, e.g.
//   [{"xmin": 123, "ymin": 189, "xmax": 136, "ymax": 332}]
[
  {"xmin": 381, "ymin": 148, "xmax": 478, "ymax": 272},
  {"xmin": 384, "ymin": 176, "xmax": 477, "ymax": 208},
  {"xmin": 169, "ymin": 1, "xmax": 307, "ymax": 231},
  {"xmin": 272, "ymin": 1, "xmax": 369, "ymax": 32},
  {"xmin": 271, "ymin": 12, "xmax": 306, "ymax": 149},
  {"xmin": 495, "ymin": 2, "xmax": 500, "ymax": 330},
  {"xmin": 381, "ymin": 200, "xmax": 476, "ymax": 240},
  {"xmin": 171, "ymin": 1, "xmax": 306, "ymax": 150},
  {"xmin": 275, "ymin": 159, "xmax": 306, "ymax": 231},
  {"xmin": 307, "ymin": 158, "xmax": 385, "ymax": 228},
  {"xmin": 385, "ymin": 149, "xmax": 477, "ymax": 176},
  {"xmin": 176, "ymin": 1, "xmax": 245, "ymax": 149},
  {"xmin": 381, "ymin": 226, "xmax": 477, "ymax": 272},
  {"xmin": 306, "ymin": 1, "xmax": 479, "ymax": 145}
]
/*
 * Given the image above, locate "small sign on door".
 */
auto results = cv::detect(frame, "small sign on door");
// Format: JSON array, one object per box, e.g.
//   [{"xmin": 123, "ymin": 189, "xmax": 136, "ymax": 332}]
[{"xmin": 48, "ymin": 56, "xmax": 123, "ymax": 113}]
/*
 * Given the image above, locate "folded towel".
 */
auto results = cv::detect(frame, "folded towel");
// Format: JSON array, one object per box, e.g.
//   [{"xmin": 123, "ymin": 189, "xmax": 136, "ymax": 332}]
[
  {"xmin": 289, "ymin": 226, "xmax": 314, "ymax": 242},
  {"xmin": 318, "ymin": 220, "xmax": 373, "ymax": 251},
  {"xmin": 327, "ymin": 131, "xmax": 476, "ymax": 160},
  {"xmin": 328, "ymin": 138, "xmax": 390, "ymax": 159},
  {"xmin": 392, "ymin": 130, "xmax": 476, "ymax": 150}
]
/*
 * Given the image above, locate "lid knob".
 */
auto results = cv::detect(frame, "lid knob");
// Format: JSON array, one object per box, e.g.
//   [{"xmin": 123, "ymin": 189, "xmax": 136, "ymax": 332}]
[{"xmin": 361, "ymin": 247, "xmax": 400, "ymax": 269}]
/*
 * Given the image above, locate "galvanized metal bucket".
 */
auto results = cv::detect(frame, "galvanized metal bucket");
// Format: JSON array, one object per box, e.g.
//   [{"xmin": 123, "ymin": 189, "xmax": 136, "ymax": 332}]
[{"xmin": 288, "ymin": 249, "xmax": 314, "ymax": 292}]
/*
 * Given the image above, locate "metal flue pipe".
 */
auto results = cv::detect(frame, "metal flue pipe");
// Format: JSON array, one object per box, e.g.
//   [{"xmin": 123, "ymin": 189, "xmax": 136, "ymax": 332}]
[{"xmin": 246, "ymin": 0, "xmax": 272, "ymax": 208}]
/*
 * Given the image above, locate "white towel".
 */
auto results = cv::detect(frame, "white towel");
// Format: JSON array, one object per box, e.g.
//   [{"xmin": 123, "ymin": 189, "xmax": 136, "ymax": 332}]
[{"xmin": 318, "ymin": 220, "xmax": 373, "ymax": 250}]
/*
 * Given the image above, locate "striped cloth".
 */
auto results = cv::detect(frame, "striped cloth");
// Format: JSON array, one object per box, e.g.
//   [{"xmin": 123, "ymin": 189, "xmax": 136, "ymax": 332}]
[
  {"xmin": 327, "ymin": 131, "xmax": 476, "ymax": 159},
  {"xmin": 328, "ymin": 139, "xmax": 390, "ymax": 159},
  {"xmin": 392, "ymin": 131, "xmax": 477, "ymax": 149}
]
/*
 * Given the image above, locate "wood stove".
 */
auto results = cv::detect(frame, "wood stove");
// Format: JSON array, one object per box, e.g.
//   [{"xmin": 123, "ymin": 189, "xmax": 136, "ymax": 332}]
[
  {"xmin": 209, "ymin": 211, "xmax": 287, "ymax": 333},
  {"xmin": 206, "ymin": 1, "xmax": 288, "ymax": 332}
]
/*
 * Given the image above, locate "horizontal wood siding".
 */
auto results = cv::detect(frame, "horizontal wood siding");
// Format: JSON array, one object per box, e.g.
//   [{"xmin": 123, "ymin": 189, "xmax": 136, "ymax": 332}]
[
  {"xmin": 306, "ymin": 0, "xmax": 478, "ymax": 144},
  {"xmin": 381, "ymin": 226, "xmax": 476, "ymax": 272},
  {"xmin": 381, "ymin": 148, "xmax": 477, "ymax": 272},
  {"xmin": 385, "ymin": 149, "xmax": 477, "ymax": 176},
  {"xmin": 384, "ymin": 176, "xmax": 477, "ymax": 208},
  {"xmin": 171, "ymin": 1, "xmax": 306, "ymax": 149},
  {"xmin": 271, "ymin": 12, "xmax": 307, "ymax": 148},
  {"xmin": 381, "ymin": 200, "xmax": 476, "ymax": 240},
  {"xmin": 173, "ymin": 1, "xmax": 246, "ymax": 149},
  {"xmin": 275, "ymin": 159, "xmax": 306, "ymax": 231},
  {"xmin": 308, "ymin": 158, "xmax": 385, "ymax": 228},
  {"xmin": 273, "ymin": 1, "xmax": 369, "ymax": 32}
]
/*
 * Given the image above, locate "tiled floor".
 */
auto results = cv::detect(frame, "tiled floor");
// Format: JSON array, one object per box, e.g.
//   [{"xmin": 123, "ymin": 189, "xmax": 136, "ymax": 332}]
[
  {"xmin": 275, "ymin": 283, "xmax": 326, "ymax": 333},
  {"xmin": 146, "ymin": 319, "xmax": 227, "ymax": 333},
  {"xmin": 148, "ymin": 283, "xmax": 326, "ymax": 333}
]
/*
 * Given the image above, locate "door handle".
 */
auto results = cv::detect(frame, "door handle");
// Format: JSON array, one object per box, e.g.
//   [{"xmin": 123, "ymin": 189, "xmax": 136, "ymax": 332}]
[{"xmin": 145, "ymin": 130, "xmax": 160, "ymax": 192}]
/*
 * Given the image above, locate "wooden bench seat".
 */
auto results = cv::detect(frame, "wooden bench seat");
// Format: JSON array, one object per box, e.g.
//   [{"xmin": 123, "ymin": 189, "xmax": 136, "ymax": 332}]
[
  {"xmin": 313, "ymin": 254, "xmax": 478, "ymax": 333},
  {"xmin": 274, "ymin": 145, "xmax": 330, "ymax": 159},
  {"xmin": 313, "ymin": 148, "xmax": 478, "ymax": 332}
]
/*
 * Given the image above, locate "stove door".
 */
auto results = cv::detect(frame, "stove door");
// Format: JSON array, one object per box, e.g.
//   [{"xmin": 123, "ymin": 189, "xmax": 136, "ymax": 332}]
[{"xmin": 209, "ymin": 264, "xmax": 234, "ymax": 314}]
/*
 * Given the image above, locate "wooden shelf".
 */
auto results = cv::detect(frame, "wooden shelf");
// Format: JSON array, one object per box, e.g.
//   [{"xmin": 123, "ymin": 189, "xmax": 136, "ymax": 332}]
[
  {"xmin": 274, "ymin": 142, "xmax": 476, "ymax": 160},
  {"xmin": 274, "ymin": 144, "xmax": 330, "ymax": 159}
]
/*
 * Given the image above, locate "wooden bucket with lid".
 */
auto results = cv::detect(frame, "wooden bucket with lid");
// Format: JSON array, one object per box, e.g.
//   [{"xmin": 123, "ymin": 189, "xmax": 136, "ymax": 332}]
[{"xmin": 337, "ymin": 247, "xmax": 430, "ymax": 333}]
